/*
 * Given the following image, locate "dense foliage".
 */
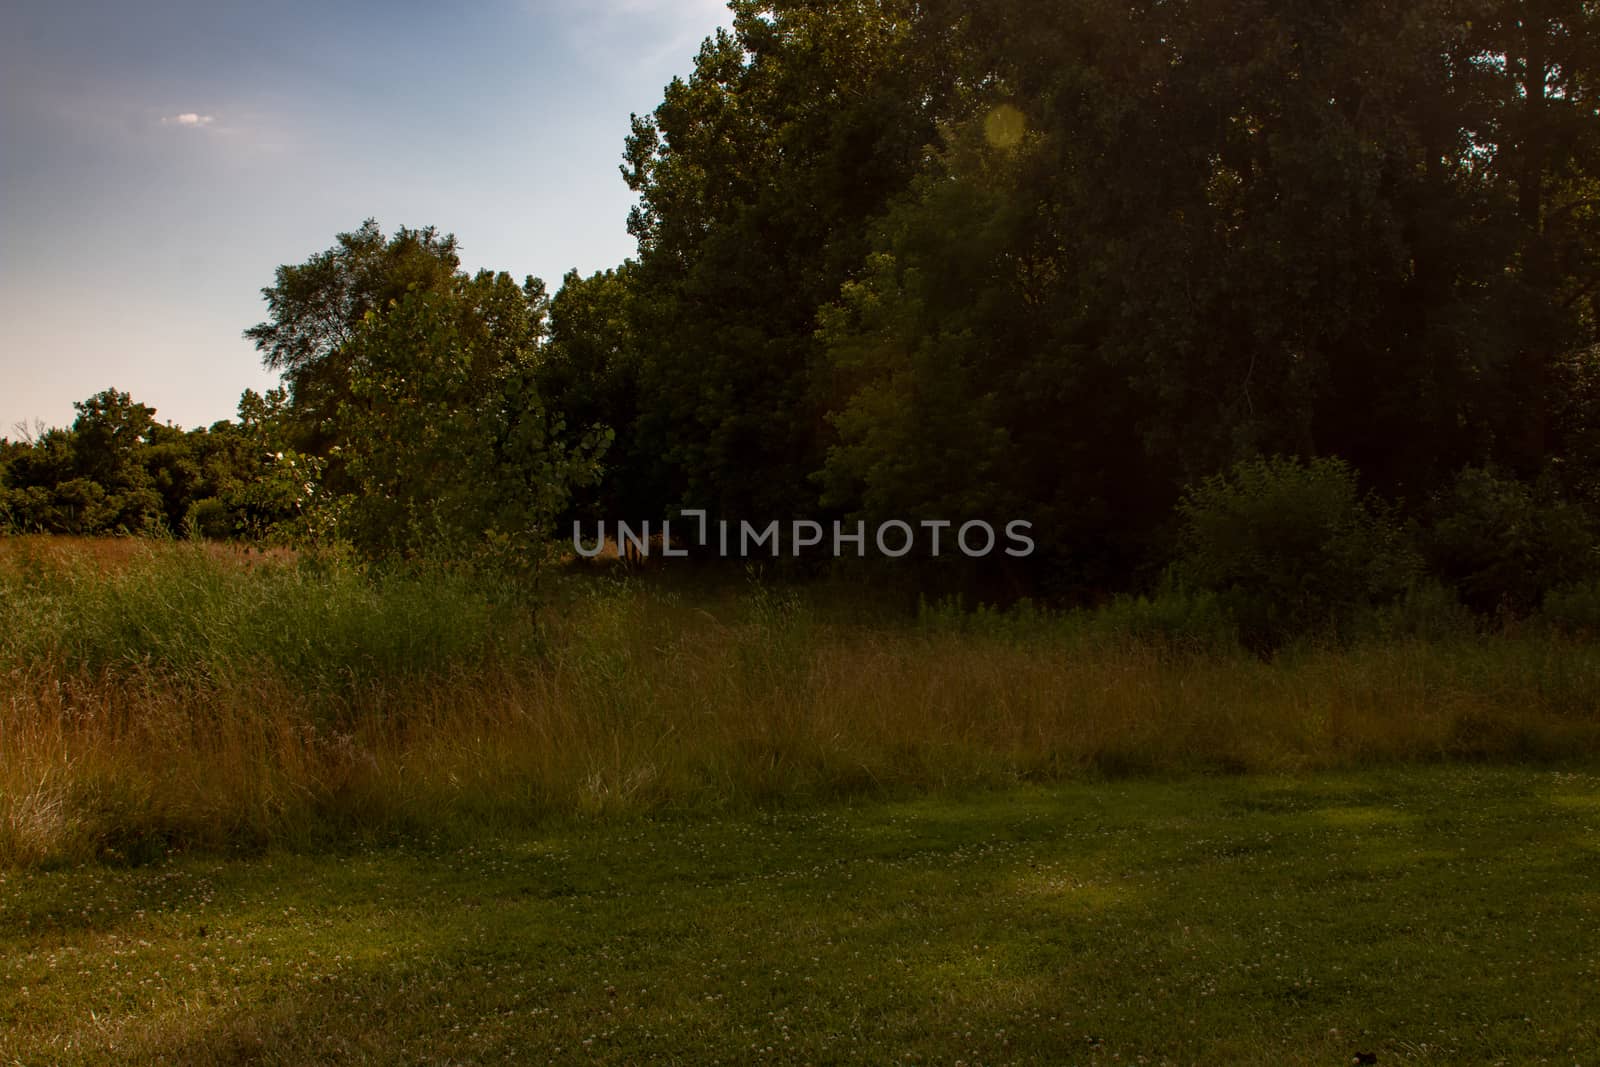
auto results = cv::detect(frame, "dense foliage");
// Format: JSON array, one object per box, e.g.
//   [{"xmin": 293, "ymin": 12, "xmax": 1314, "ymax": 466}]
[
  {"xmin": 1174, "ymin": 456, "xmax": 1421, "ymax": 648},
  {"xmin": 1, "ymin": 388, "xmax": 307, "ymax": 539},
  {"xmin": 335, "ymin": 272, "xmax": 609, "ymax": 561},
  {"xmin": 544, "ymin": 0, "xmax": 1600, "ymax": 598},
  {"xmin": 6, "ymin": 0, "xmax": 1600, "ymax": 629}
]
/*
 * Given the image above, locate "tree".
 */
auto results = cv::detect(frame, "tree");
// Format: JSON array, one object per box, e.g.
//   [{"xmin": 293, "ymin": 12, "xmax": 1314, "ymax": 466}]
[
  {"xmin": 244, "ymin": 220, "xmax": 462, "ymax": 456},
  {"xmin": 538, "ymin": 264, "xmax": 651, "ymax": 523},
  {"xmin": 333, "ymin": 270, "xmax": 608, "ymax": 561},
  {"xmin": 617, "ymin": 0, "xmax": 963, "ymax": 522},
  {"xmin": 0, "ymin": 389, "xmax": 169, "ymax": 535},
  {"xmin": 142, "ymin": 421, "xmax": 202, "ymax": 533},
  {"xmin": 0, "ymin": 426, "xmax": 75, "ymax": 533},
  {"xmin": 66, "ymin": 389, "xmax": 163, "ymax": 533},
  {"xmin": 1455, "ymin": 1, "xmax": 1600, "ymax": 476},
  {"xmin": 816, "ymin": 0, "xmax": 1600, "ymax": 591},
  {"xmin": 1175, "ymin": 456, "xmax": 1419, "ymax": 648}
]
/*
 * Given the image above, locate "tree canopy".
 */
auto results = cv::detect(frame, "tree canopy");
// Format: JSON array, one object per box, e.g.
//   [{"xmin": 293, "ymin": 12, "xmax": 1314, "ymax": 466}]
[
  {"xmin": 576, "ymin": 0, "xmax": 1600, "ymax": 590},
  {"xmin": 10, "ymin": 0, "xmax": 1600, "ymax": 604}
]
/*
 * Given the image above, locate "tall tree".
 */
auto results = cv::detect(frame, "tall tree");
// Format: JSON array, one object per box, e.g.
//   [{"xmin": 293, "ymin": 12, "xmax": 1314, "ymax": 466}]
[
  {"xmin": 619, "ymin": 0, "xmax": 963, "ymax": 522},
  {"xmin": 245, "ymin": 219, "xmax": 462, "ymax": 456},
  {"xmin": 66, "ymin": 389, "xmax": 163, "ymax": 533},
  {"xmin": 538, "ymin": 264, "xmax": 649, "ymax": 522},
  {"xmin": 333, "ymin": 269, "xmax": 608, "ymax": 561},
  {"xmin": 1458, "ymin": 0, "xmax": 1600, "ymax": 475},
  {"xmin": 818, "ymin": 0, "xmax": 1600, "ymax": 589}
]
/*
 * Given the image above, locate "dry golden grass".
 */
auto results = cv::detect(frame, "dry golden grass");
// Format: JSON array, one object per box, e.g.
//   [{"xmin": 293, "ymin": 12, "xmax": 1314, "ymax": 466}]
[
  {"xmin": 0, "ymin": 533, "xmax": 294, "ymax": 572},
  {"xmin": 3, "ymin": 538, "xmax": 1599, "ymax": 867}
]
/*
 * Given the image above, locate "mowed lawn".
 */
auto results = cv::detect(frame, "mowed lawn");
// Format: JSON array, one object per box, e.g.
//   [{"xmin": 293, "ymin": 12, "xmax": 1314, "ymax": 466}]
[{"xmin": 4, "ymin": 766, "xmax": 1598, "ymax": 1065}]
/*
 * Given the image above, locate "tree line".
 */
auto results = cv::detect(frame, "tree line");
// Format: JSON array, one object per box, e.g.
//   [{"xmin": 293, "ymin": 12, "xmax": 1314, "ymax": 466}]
[
  {"xmin": 5, "ymin": 0, "xmax": 1600, "ymax": 620},
  {"xmin": 0, "ymin": 387, "xmax": 310, "ymax": 541}
]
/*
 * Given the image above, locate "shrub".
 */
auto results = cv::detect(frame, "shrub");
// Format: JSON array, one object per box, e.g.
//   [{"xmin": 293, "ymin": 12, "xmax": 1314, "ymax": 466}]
[
  {"xmin": 1174, "ymin": 455, "xmax": 1419, "ymax": 649},
  {"xmin": 183, "ymin": 496, "xmax": 234, "ymax": 540},
  {"xmin": 1423, "ymin": 466, "xmax": 1596, "ymax": 616},
  {"xmin": 1540, "ymin": 580, "xmax": 1600, "ymax": 635},
  {"xmin": 1090, "ymin": 588, "xmax": 1239, "ymax": 653}
]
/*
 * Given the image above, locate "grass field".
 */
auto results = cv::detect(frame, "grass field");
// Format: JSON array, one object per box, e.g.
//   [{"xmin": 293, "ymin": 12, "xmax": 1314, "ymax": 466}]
[
  {"xmin": 4, "ymin": 766, "xmax": 1599, "ymax": 1064},
  {"xmin": 4, "ymin": 537, "xmax": 1600, "ymax": 1062},
  {"xmin": 9, "ymin": 543, "xmax": 1600, "ymax": 870},
  {"xmin": 6, "ymin": 536, "xmax": 1600, "ymax": 868}
]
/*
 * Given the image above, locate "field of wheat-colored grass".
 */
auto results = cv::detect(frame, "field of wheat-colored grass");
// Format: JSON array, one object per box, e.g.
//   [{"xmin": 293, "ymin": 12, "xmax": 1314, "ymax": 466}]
[{"xmin": 4, "ymin": 535, "xmax": 1599, "ymax": 867}]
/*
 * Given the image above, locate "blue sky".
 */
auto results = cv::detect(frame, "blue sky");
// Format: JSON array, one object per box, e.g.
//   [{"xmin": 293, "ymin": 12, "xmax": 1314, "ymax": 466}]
[{"xmin": 0, "ymin": 0, "xmax": 732, "ymax": 434}]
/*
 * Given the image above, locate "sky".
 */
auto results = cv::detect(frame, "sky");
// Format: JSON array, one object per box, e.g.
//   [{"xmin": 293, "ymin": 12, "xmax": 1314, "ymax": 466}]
[{"xmin": 0, "ymin": 0, "xmax": 733, "ymax": 435}]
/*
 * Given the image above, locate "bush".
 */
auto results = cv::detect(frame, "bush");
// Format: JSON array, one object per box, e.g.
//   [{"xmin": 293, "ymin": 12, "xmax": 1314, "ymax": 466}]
[
  {"xmin": 1090, "ymin": 589, "xmax": 1239, "ymax": 653},
  {"xmin": 1540, "ymin": 580, "xmax": 1600, "ymax": 635},
  {"xmin": 1174, "ymin": 455, "xmax": 1419, "ymax": 649},
  {"xmin": 183, "ymin": 497, "xmax": 234, "ymax": 540},
  {"xmin": 1424, "ymin": 466, "xmax": 1596, "ymax": 616}
]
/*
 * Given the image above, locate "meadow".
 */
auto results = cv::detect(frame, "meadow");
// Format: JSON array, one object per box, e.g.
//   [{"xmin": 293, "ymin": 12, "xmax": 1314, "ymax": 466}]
[
  {"xmin": 5, "ymin": 535, "xmax": 1600, "ymax": 867},
  {"xmin": 4, "ymin": 536, "xmax": 1600, "ymax": 1063}
]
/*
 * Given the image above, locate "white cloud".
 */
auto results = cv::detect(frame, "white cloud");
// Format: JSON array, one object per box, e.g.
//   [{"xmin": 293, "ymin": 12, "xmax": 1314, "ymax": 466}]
[{"xmin": 162, "ymin": 112, "xmax": 216, "ymax": 128}]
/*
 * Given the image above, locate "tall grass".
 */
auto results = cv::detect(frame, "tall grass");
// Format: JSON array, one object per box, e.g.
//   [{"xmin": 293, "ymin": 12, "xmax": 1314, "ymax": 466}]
[
  {"xmin": 1, "ymin": 540, "xmax": 538, "ymax": 695},
  {"xmin": 4, "ymin": 537, "xmax": 1600, "ymax": 867}
]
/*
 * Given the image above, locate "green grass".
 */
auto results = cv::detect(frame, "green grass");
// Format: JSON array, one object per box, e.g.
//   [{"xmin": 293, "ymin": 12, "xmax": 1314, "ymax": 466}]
[
  {"xmin": 7, "ymin": 539, "xmax": 1600, "ymax": 1060},
  {"xmin": 9, "ymin": 537, "xmax": 1600, "ymax": 867},
  {"xmin": 4, "ymin": 765, "xmax": 1599, "ymax": 1064},
  {"xmin": 0, "ymin": 537, "xmax": 540, "ymax": 697}
]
